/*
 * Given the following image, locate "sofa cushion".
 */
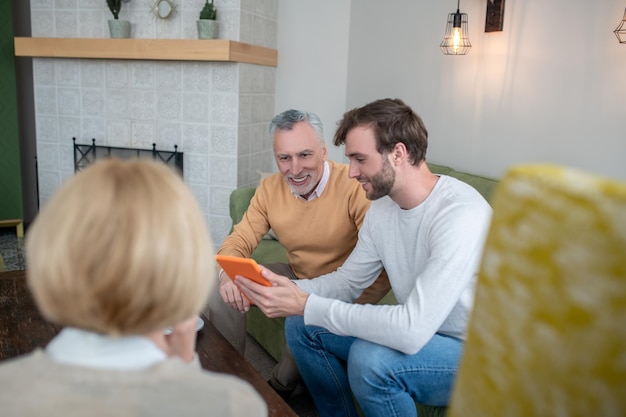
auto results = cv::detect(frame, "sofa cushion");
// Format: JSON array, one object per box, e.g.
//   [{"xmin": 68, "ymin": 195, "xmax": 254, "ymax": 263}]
[
  {"xmin": 251, "ymin": 239, "xmax": 287, "ymax": 265},
  {"xmin": 446, "ymin": 171, "xmax": 498, "ymax": 202},
  {"xmin": 427, "ymin": 162, "xmax": 454, "ymax": 175},
  {"xmin": 428, "ymin": 162, "xmax": 498, "ymax": 203}
]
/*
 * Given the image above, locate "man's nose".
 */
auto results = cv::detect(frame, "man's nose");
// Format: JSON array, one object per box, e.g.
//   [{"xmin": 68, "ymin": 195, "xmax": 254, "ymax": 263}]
[
  {"xmin": 348, "ymin": 162, "xmax": 359, "ymax": 179},
  {"xmin": 290, "ymin": 159, "xmax": 302, "ymax": 174}
]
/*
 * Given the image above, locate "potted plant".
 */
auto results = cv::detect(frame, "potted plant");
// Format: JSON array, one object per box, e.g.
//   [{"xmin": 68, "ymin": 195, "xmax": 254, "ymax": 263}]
[
  {"xmin": 106, "ymin": 0, "xmax": 131, "ymax": 38},
  {"xmin": 197, "ymin": 0, "xmax": 219, "ymax": 39}
]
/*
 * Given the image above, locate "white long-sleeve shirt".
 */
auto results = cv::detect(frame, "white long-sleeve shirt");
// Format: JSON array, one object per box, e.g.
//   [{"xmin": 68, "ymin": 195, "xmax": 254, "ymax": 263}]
[{"xmin": 296, "ymin": 175, "xmax": 492, "ymax": 355}]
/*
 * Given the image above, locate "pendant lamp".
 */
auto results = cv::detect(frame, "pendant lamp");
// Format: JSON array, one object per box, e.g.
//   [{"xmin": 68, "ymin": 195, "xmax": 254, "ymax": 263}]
[
  {"xmin": 615, "ymin": 8, "xmax": 626, "ymax": 44},
  {"xmin": 440, "ymin": 0, "xmax": 471, "ymax": 55}
]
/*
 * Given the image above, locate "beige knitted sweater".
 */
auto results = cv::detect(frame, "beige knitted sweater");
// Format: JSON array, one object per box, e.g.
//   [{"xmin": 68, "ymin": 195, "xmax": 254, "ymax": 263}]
[{"xmin": 0, "ymin": 349, "xmax": 267, "ymax": 417}]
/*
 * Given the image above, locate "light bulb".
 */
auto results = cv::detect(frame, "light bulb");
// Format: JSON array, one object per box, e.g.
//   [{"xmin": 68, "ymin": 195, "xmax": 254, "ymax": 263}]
[{"xmin": 452, "ymin": 27, "xmax": 461, "ymax": 53}]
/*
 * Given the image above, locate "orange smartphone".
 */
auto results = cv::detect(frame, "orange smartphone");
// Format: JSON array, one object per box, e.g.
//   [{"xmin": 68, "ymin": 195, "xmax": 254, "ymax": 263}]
[{"xmin": 215, "ymin": 254, "xmax": 272, "ymax": 287}]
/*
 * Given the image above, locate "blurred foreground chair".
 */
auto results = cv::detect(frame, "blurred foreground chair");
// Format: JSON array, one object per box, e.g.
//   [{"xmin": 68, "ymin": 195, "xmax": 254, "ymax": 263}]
[{"xmin": 448, "ymin": 164, "xmax": 626, "ymax": 417}]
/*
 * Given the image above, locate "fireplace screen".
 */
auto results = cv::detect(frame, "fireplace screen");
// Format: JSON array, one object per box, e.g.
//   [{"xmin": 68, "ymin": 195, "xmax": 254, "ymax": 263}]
[{"xmin": 73, "ymin": 138, "xmax": 184, "ymax": 177}]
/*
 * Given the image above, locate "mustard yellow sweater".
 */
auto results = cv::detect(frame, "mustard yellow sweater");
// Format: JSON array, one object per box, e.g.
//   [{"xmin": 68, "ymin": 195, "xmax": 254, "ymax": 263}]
[{"xmin": 218, "ymin": 161, "xmax": 389, "ymax": 304}]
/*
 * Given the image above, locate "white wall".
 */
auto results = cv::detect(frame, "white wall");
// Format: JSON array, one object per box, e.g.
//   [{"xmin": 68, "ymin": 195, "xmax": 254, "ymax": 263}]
[
  {"xmin": 276, "ymin": 0, "xmax": 626, "ymax": 181},
  {"xmin": 274, "ymin": 0, "xmax": 351, "ymax": 163}
]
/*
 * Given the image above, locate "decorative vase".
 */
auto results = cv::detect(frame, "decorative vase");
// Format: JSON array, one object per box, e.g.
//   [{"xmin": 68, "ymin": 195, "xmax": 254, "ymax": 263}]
[
  {"xmin": 108, "ymin": 19, "xmax": 131, "ymax": 38},
  {"xmin": 197, "ymin": 19, "xmax": 219, "ymax": 39}
]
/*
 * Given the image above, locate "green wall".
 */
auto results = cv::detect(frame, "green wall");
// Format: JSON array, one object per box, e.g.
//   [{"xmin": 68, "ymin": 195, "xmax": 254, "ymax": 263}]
[{"xmin": 0, "ymin": 0, "xmax": 23, "ymax": 220}]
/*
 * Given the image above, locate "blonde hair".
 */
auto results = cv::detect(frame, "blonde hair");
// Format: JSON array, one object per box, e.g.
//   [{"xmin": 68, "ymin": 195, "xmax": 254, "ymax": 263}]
[{"xmin": 26, "ymin": 159, "xmax": 215, "ymax": 336}]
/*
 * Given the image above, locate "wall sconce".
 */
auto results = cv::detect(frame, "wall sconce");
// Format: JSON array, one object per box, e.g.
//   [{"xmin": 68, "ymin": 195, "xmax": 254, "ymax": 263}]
[
  {"xmin": 440, "ymin": 0, "xmax": 471, "ymax": 55},
  {"xmin": 614, "ymin": 8, "xmax": 626, "ymax": 44},
  {"xmin": 485, "ymin": 0, "xmax": 505, "ymax": 32}
]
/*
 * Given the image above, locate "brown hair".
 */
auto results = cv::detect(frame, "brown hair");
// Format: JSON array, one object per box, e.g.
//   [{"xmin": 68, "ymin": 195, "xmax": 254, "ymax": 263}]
[
  {"xmin": 333, "ymin": 98, "xmax": 429, "ymax": 165},
  {"xmin": 26, "ymin": 159, "xmax": 215, "ymax": 336}
]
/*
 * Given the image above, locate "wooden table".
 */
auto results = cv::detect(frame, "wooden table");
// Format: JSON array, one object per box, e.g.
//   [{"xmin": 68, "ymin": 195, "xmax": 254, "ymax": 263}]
[{"xmin": 0, "ymin": 270, "xmax": 296, "ymax": 417}]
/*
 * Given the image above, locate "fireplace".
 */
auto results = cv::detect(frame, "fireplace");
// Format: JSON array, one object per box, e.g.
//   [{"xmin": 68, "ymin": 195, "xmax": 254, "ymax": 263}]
[
  {"xmin": 73, "ymin": 138, "xmax": 184, "ymax": 175},
  {"xmin": 29, "ymin": 1, "xmax": 279, "ymax": 248}
]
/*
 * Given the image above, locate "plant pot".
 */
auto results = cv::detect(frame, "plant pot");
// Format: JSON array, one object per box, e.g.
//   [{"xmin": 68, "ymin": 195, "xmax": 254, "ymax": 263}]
[
  {"xmin": 197, "ymin": 19, "xmax": 219, "ymax": 39},
  {"xmin": 108, "ymin": 19, "xmax": 131, "ymax": 38}
]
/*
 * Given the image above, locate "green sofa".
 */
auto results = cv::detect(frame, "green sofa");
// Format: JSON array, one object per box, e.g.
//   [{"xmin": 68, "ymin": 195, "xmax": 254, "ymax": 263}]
[{"xmin": 228, "ymin": 162, "xmax": 499, "ymax": 416}]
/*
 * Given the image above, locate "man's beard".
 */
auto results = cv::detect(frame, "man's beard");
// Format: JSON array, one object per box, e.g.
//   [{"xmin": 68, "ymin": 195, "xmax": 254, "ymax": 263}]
[
  {"xmin": 285, "ymin": 171, "xmax": 316, "ymax": 197},
  {"xmin": 366, "ymin": 157, "xmax": 395, "ymax": 200}
]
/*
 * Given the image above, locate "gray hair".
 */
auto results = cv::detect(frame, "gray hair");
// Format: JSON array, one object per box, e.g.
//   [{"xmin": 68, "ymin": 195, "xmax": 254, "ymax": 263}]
[{"xmin": 269, "ymin": 109, "xmax": 325, "ymax": 145}]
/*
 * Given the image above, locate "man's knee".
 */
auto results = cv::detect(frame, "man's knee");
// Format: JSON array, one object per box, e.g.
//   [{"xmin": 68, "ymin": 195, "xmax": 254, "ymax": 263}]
[
  {"xmin": 284, "ymin": 316, "xmax": 305, "ymax": 340},
  {"xmin": 347, "ymin": 340, "xmax": 398, "ymax": 396},
  {"xmin": 347, "ymin": 340, "xmax": 379, "ymax": 379}
]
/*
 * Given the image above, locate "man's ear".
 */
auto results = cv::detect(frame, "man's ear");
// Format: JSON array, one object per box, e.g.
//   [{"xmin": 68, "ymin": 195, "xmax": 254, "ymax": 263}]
[{"xmin": 391, "ymin": 142, "xmax": 407, "ymax": 165}]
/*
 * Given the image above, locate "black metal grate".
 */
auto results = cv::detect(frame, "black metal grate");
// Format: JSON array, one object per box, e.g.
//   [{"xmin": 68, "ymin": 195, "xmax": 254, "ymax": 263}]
[{"xmin": 73, "ymin": 138, "xmax": 184, "ymax": 177}]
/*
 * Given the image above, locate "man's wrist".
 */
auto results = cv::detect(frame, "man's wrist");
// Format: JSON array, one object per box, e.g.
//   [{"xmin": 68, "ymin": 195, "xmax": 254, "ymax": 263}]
[
  {"xmin": 298, "ymin": 292, "xmax": 310, "ymax": 316},
  {"xmin": 218, "ymin": 269, "xmax": 227, "ymax": 282}
]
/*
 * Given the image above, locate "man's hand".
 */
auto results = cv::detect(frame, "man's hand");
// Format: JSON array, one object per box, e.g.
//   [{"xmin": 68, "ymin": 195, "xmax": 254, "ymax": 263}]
[
  {"xmin": 235, "ymin": 267, "xmax": 309, "ymax": 317},
  {"xmin": 219, "ymin": 272, "xmax": 251, "ymax": 313}
]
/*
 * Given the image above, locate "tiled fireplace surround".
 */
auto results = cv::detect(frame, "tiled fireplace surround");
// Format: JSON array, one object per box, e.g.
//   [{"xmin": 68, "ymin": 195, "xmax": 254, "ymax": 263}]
[{"xmin": 31, "ymin": 0, "xmax": 277, "ymax": 248}]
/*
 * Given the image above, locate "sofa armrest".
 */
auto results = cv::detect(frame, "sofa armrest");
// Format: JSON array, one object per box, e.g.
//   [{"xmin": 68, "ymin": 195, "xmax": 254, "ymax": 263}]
[{"xmin": 229, "ymin": 186, "xmax": 257, "ymax": 228}]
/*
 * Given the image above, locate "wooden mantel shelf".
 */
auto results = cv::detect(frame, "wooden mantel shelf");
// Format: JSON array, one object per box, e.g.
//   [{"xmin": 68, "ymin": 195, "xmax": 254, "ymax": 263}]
[{"xmin": 14, "ymin": 37, "xmax": 277, "ymax": 67}]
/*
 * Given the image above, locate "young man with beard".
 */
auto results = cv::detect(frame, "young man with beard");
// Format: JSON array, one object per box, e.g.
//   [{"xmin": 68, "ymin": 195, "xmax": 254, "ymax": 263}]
[
  {"xmin": 209, "ymin": 109, "xmax": 390, "ymax": 399},
  {"xmin": 234, "ymin": 98, "xmax": 493, "ymax": 417}
]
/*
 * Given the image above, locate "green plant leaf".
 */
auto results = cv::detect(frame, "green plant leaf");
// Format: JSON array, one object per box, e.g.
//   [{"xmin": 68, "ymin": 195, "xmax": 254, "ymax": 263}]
[
  {"xmin": 106, "ymin": 0, "xmax": 122, "ymax": 20},
  {"xmin": 199, "ymin": 0, "xmax": 217, "ymax": 20}
]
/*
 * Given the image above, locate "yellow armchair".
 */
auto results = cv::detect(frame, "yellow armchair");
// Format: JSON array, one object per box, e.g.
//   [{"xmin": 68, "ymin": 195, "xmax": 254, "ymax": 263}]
[{"xmin": 448, "ymin": 165, "xmax": 626, "ymax": 417}]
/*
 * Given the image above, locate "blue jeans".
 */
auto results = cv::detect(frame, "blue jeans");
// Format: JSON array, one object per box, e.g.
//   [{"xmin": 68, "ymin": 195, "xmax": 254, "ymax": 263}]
[{"xmin": 285, "ymin": 316, "xmax": 462, "ymax": 417}]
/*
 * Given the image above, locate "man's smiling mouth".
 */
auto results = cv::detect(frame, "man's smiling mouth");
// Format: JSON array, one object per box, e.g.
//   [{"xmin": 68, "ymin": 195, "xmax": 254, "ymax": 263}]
[{"xmin": 290, "ymin": 175, "xmax": 309, "ymax": 185}]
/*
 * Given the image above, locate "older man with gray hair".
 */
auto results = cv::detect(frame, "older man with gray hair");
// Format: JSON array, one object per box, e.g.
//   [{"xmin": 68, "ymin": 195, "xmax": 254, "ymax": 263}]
[{"xmin": 208, "ymin": 109, "xmax": 390, "ymax": 400}]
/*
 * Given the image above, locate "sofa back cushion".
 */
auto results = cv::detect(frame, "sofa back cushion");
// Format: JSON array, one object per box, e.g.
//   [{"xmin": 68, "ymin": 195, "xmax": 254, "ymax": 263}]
[{"xmin": 428, "ymin": 162, "xmax": 498, "ymax": 203}]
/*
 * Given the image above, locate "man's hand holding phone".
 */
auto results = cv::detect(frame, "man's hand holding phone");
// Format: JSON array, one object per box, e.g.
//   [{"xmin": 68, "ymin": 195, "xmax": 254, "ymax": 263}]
[
  {"xmin": 215, "ymin": 255, "xmax": 309, "ymax": 316},
  {"xmin": 215, "ymin": 255, "xmax": 271, "ymax": 312}
]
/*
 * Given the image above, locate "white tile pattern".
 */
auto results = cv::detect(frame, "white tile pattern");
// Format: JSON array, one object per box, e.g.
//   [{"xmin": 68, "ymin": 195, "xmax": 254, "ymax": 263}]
[{"xmin": 30, "ymin": 0, "xmax": 277, "ymax": 248}]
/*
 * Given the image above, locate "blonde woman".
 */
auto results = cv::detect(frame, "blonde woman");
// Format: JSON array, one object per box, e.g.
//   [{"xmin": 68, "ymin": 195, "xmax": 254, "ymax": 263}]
[{"xmin": 0, "ymin": 159, "xmax": 266, "ymax": 417}]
